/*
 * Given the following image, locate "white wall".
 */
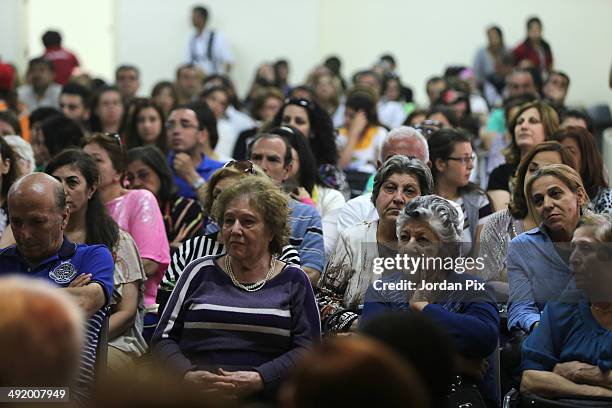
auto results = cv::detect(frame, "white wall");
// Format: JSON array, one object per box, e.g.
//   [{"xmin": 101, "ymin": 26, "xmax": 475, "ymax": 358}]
[{"xmin": 6, "ymin": 0, "xmax": 612, "ymax": 107}]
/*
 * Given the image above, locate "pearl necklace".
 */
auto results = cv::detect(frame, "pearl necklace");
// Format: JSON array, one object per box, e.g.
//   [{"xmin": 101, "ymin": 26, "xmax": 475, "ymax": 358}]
[{"xmin": 224, "ymin": 255, "xmax": 276, "ymax": 292}]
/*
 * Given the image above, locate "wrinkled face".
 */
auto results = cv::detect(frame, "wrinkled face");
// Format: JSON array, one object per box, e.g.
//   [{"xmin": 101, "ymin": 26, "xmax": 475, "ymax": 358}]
[
  {"xmin": 9, "ymin": 186, "xmax": 68, "ymax": 265},
  {"xmin": 221, "ymin": 195, "xmax": 273, "ymax": 261},
  {"xmin": 82, "ymin": 142, "xmax": 121, "ymax": 190},
  {"xmin": 559, "ymin": 137, "xmax": 581, "ymax": 173},
  {"xmin": 167, "ymin": 108, "xmax": 204, "ymax": 154},
  {"xmin": 375, "ymin": 172, "xmax": 421, "ymax": 224},
  {"xmin": 29, "ymin": 63, "xmax": 53, "ymax": 89},
  {"xmin": 436, "ymin": 142, "xmax": 473, "ymax": 188},
  {"xmin": 525, "ymin": 150, "xmax": 563, "ymax": 181},
  {"xmin": 0, "ymin": 120, "xmax": 17, "ymax": 136},
  {"xmin": 249, "ymin": 138, "xmax": 289, "ymax": 185},
  {"xmin": 96, "ymin": 90, "xmax": 124, "ymax": 126},
  {"xmin": 30, "ymin": 123, "xmax": 50, "ymax": 167},
  {"xmin": 260, "ymin": 96, "xmax": 282, "ymax": 122},
  {"xmin": 116, "ymin": 69, "xmax": 140, "ymax": 98},
  {"xmin": 530, "ymin": 175, "xmax": 581, "ymax": 235},
  {"xmin": 514, "ymin": 107, "xmax": 545, "ymax": 153},
  {"xmin": 398, "ymin": 218, "xmax": 441, "ymax": 259},
  {"xmin": 50, "ymin": 164, "xmax": 94, "ymax": 217},
  {"xmin": 508, "ymin": 73, "xmax": 536, "ymax": 97},
  {"xmin": 60, "ymin": 94, "xmax": 88, "ymax": 122},
  {"xmin": 136, "ymin": 107, "xmax": 163, "ymax": 145},
  {"xmin": 126, "ymin": 159, "xmax": 161, "ymax": 198},
  {"xmin": 281, "ymin": 105, "xmax": 311, "ymax": 138},
  {"xmin": 205, "ymin": 90, "xmax": 229, "ymax": 120}
]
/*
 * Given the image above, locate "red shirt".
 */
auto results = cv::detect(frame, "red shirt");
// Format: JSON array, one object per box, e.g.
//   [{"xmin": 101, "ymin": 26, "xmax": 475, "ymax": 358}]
[{"xmin": 43, "ymin": 46, "xmax": 80, "ymax": 85}]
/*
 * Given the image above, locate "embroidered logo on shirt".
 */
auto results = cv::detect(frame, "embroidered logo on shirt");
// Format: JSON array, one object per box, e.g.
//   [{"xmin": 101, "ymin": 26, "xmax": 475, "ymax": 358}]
[{"xmin": 49, "ymin": 261, "xmax": 77, "ymax": 285}]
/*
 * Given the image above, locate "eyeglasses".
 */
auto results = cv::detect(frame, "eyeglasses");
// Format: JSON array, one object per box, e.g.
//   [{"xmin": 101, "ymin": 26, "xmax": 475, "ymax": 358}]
[
  {"xmin": 446, "ymin": 153, "xmax": 476, "ymax": 165},
  {"xmin": 223, "ymin": 160, "xmax": 255, "ymax": 174}
]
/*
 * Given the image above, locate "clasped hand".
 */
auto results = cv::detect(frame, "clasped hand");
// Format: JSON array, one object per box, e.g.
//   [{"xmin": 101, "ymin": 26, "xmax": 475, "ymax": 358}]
[{"xmin": 184, "ymin": 368, "xmax": 263, "ymax": 396}]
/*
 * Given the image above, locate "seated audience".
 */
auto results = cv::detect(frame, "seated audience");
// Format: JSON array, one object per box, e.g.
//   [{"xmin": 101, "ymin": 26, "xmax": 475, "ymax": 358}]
[
  {"xmin": 0, "ymin": 110, "xmax": 21, "ymax": 135},
  {"xmin": 361, "ymin": 195, "xmax": 500, "ymax": 406},
  {"xmin": 83, "ymin": 133, "xmax": 169, "ymax": 309},
  {"xmin": 479, "ymin": 142, "xmax": 575, "ymax": 292},
  {"xmin": 167, "ymin": 101, "xmax": 224, "ymax": 200},
  {"xmin": 89, "ymin": 85, "xmax": 125, "ymax": 134},
  {"xmin": 0, "ymin": 276, "xmax": 83, "ymax": 387},
  {"xmin": 553, "ymin": 126, "xmax": 612, "ymax": 213},
  {"xmin": 152, "ymin": 177, "xmax": 320, "ymax": 400},
  {"xmin": 429, "ymin": 128, "xmax": 493, "ymax": 257},
  {"xmin": 248, "ymin": 133, "xmax": 325, "ymax": 284},
  {"xmin": 124, "ymin": 99, "xmax": 167, "ymax": 153},
  {"xmin": 46, "ymin": 149, "xmax": 147, "ymax": 373},
  {"xmin": 273, "ymin": 125, "xmax": 346, "ymax": 258},
  {"xmin": 151, "ymin": 80, "xmax": 178, "ymax": 118},
  {"xmin": 319, "ymin": 156, "xmax": 433, "ymax": 330},
  {"xmin": 0, "ymin": 137, "xmax": 17, "ymax": 240},
  {"xmin": 3, "ymin": 135, "xmax": 35, "ymax": 176},
  {"xmin": 0, "ymin": 173, "xmax": 114, "ymax": 403},
  {"xmin": 487, "ymin": 100, "xmax": 559, "ymax": 211},
  {"xmin": 337, "ymin": 86, "xmax": 388, "ymax": 173},
  {"xmin": 17, "ymin": 57, "xmax": 61, "ymax": 111},
  {"xmin": 126, "ymin": 145, "xmax": 204, "ymax": 250},
  {"xmin": 521, "ymin": 214, "xmax": 612, "ymax": 399},
  {"xmin": 507, "ymin": 164, "xmax": 589, "ymax": 332}
]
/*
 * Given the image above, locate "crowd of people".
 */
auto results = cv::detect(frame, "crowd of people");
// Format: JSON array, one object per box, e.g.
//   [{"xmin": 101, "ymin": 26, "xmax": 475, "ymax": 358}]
[{"xmin": 0, "ymin": 5, "xmax": 611, "ymax": 408}]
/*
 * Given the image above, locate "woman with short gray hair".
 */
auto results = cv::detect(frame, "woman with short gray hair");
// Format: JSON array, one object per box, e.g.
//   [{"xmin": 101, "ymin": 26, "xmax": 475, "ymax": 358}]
[
  {"xmin": 362, "ymin": 194, "xmax": 500, "ymax": 405},
  {"xmin": 318, "ymin": 156, "xmax": 433, "ymax": 331}
]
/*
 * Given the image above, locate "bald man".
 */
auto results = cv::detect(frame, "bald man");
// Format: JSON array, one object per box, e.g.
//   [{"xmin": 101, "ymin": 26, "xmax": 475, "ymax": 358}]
[{"xmin": 0, "ymin": 173, "xmax": 114, "ymax": 403}]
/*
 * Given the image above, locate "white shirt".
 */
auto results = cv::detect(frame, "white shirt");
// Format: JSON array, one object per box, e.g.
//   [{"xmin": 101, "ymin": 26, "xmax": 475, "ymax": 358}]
[
  {"xmin": 17, "ymin": 84, "xmax": 61, "ymax": 112},
  {"xmin": 337, "ymin": 192, "xmax": 465, "ymax": 234},
  {"xmin": 187, "ymin": 28, "xmax": 234, "ymax": 75}
]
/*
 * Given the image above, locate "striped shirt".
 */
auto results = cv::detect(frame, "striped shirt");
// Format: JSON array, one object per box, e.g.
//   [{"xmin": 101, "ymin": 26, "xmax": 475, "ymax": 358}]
[{"xmin": 152, "ymin": 255, "xmax": 321, "ymax": 391}]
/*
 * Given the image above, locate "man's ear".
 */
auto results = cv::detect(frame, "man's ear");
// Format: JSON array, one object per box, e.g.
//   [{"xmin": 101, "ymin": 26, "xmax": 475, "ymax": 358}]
[
  {"xmin": 282, "ymin": 161, "xmax": 294, "ymax": 183},
  {"xmin": 376, "ymin": 159, "xmax": 382, "ymax": 169},
  {"xmin": 60, "ymin": 205, "xmax": 70, "ymax": 231}
]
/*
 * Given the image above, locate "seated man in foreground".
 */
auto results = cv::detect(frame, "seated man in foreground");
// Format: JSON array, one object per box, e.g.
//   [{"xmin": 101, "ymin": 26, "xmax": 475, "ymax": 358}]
[{"xmin": 0, "ymin": 173, "xmax": 114, "ymax": 403}]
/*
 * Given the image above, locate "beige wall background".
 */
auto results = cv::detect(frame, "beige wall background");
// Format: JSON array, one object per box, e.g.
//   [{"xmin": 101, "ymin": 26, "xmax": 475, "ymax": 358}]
[{"xmin": 1, "ymin": 0, "xmax": 610, "ymax": 107}]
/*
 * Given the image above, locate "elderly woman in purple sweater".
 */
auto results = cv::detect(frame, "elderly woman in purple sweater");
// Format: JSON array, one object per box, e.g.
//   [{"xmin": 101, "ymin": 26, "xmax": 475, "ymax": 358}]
[{"xmin": 152, "ymin": 176, "xmax": 320, "ymax": 398}]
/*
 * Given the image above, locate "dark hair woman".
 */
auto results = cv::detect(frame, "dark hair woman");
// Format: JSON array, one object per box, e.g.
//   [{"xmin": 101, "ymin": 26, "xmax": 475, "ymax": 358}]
[
  {"xmin": 124, "ymin": 99, "xmax": 167, "ymax": 153},
  {"xmin": 45, "ymin": 149, "xmax": 147, "ymax": 373},
  {"xmin": 126, "ymin": 145, "xmax": 204, "ymax": 250}
]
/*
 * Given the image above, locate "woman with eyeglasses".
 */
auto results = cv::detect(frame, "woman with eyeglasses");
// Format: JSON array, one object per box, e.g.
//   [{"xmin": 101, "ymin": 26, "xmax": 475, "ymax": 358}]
[
  {"xmin": 83, "ymin": 133, "xmax": 170, "ymax": 311},
  {"xmin": 428, "ymin": 128, "xmax": 493, "ymax": 257},
  {"xmin": 123, "ymin": 99, "xmax": 168, "ymax": 153},
  {"xmin": 126, "ymin": 145, "xmax": 204, "ymax": 251}
]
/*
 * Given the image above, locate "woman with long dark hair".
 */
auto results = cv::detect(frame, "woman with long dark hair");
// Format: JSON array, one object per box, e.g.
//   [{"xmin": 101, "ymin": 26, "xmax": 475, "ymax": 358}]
[
  {"xmin": 45, "ymin": 149, "xmax": 147, "ymax": 372},
  {"xmin": 123, "ymin": 99, "xmax": 167, "ymax": 153}
]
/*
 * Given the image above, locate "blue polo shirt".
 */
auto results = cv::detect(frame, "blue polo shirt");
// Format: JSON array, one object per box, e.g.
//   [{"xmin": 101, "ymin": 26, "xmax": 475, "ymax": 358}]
[
  {"xmin": 0, "ymin": 236, "xmax": 114, "ymax": 303},
  {"xmin": 168, "ymin": 152, "xmax": 224, "ymax": 199},
  {"xmin": 0, "ymin": 236, "xmax": 114, "ymax": 403}
]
